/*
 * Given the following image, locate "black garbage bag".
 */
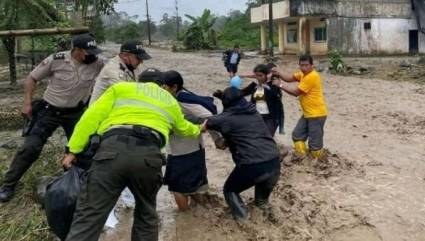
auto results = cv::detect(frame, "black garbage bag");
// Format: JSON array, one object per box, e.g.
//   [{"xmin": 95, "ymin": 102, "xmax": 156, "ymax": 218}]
[
  {"xmin": 34, "ymin": 176, "xmax": 55, "ymax": 207},
  {"xmin": 44, "ymin": 166, "xmax": 85, "ymax": 241}
]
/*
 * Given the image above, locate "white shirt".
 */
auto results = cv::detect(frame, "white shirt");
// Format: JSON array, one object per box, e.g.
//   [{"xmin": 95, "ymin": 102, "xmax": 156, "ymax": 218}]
[
  {"xmin": 230, "ymin": 52, "xmax": 239, "ymax": 64},
  {"xmin": 253, "ymin": 86, "xmax": 270, "ymax": 114}
]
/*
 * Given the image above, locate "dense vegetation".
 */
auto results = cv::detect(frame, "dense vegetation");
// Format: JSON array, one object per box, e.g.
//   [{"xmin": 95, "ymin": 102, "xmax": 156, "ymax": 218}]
[
  {"xmin": 0, "ymin": 0, "xmax": 274, "ymax": 84},
  {"xmin": 102, "ymin": 0, "xmax": 266, "ymax": 49}
]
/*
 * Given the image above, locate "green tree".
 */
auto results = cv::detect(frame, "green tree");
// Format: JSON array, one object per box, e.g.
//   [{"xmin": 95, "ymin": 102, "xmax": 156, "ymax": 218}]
[
  {"xmin": 158, "ymin": 13, "xmax": 182, "ymax": 40},
  {"xmin": 75, "ymin": 0, "xmax": 117, "ymax": 23},
  {"xmin": 119, "ymin": 22, "xmax": 143, "ymax": 42},
  {"xmin": 183, "ymin": 25, "xmax": 204, "ymax": 50},
  {"xmin": 218, "ymin": 10, "xmax": 260, "ymax": 48},
  {"xmin": 138, "ymin": 20, "xmax": 157, "ymax": 40},
  {"xmin": 103, "ymin": 11, "xmax": 156, "ymax": 43},
  {"xmin": 183, "ymin": 9, "xmax": 217, "ymax": 50},
  {"xmin": 91, "ymin": 14, "xmax": 105, "ymax": 43},
  {"xmin": 0, "ymin": 0, "xmax": 59, "ymax": 85}
]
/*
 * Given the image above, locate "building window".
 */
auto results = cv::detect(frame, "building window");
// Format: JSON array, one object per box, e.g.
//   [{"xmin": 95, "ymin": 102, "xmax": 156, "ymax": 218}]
[
  {"xmin": 364, "ymin": 22, "xmax": 371, "ymax": 30},
  {"xmin": 314, "ymin": 27, "xmax": 327, "ymax": 42},
  {"xmin": 287, "ymin": 29, "xmax": 297, "ymax": 43}
]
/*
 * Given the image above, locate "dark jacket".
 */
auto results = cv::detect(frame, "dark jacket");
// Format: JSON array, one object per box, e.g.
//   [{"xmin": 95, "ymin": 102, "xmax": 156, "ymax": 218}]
[
  {"xmin": 223, "ymin": 50, "xmax": 241, "ymax": 66},
  {"xmin": 242, "ymin": 81, "xmax": 284, "ymax": 133},
  {"xmin": 207, "ymin": 88, "xmax": 279, "ymax": 166}
]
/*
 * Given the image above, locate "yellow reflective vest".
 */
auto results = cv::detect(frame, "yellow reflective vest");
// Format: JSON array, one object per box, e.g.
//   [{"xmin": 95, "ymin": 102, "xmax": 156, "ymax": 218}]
[{"xmin": 68, "ymin": 82, "xmax": 201, "ymax": 154}]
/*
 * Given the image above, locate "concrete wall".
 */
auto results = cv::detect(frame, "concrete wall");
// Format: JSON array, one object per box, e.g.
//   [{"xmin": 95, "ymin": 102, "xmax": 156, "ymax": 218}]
[
  {"xmin": 420, "ymin": 30, "xmax": 425, "ymax": 53},
  {"xmin": 328, "ymin": 17, "xmax": 425, "ymax": 54},
  {"xmin": 309, "ymin": 19, "xmax": 328, "ymax": 55},
  {"xmin": 252, "ymin": 0, "xmax": 412, "ymax": 23},
  {"xmin": 251, "ymin": 1, "xmax": 290, "ymax": 23},
  {"xmin": 290, "ymin": 0, "xmax": 412, "ymax": 18},
  {"xmin": 285, "ymin": 21, "xmax": 299, "ymax": 53}
]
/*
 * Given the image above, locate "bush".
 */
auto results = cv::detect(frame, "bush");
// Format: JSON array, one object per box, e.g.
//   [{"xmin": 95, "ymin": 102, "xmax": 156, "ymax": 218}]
[
  {"xmin": 328, "ymin": 49, "xmax": 345, "ymax": 74},
  {"xmin": 183, "ymin": 25, "xmax": 207, "ymax": 50}
]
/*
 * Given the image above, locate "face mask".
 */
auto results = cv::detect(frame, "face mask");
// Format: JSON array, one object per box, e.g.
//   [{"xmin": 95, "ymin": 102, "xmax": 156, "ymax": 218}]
[
  {"xmin": 125, "ymin": 64, "xmax": 135, "ymax": 72},
  {"xmin": 82, "ymin": 54, "xmax": 97, "ymax": 64}
]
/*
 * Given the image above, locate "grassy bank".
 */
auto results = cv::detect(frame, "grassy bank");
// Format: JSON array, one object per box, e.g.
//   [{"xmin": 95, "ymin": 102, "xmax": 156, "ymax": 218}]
[{"xmin": 0, "ymin": 137, "xmax": 64, "ymax": 241}]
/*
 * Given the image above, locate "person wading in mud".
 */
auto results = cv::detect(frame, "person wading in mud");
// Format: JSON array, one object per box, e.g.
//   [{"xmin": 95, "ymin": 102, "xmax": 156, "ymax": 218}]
[
  {"xmin": 161, "ymin": 70, "xmax": 222, "ymax": 211},
  {"xmin": 204, "ymin": 87, "xmax": 281, "ymax": 221},
  {"xmin": 272, "ymin": 54, "xmax": 328, "ymax": 159},
  {"xmin": 61, "ymin": 74, "xmax": 203, "ymax": 241}
]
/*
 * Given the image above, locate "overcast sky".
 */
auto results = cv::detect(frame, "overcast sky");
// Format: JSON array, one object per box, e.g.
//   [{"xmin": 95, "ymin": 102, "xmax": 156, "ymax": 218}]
[{"xmin": 114, "ymin": 0, "xmax": 248, "ymax": 22}]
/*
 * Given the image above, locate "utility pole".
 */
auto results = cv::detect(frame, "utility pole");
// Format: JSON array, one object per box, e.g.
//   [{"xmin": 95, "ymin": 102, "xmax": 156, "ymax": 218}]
[
  {"xmin": 268, "ymin": 0, "xmax": 274, "ymax": 57},
  {"xmin": 175, "ymin": 0, "xmax": 179, "ymax": 40},
  {"xmin": 146, "ymin": 0, "xmax": 152, "ymax": 46}
]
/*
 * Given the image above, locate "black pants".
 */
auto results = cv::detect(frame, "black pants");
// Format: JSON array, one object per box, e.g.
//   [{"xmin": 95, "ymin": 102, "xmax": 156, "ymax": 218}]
[
  {"xmin": 226, "ymin": 63, "xmax": 238, "ymax": 74},
  {"xmin": 66, "ymin": 133, "xmax": 164, "ymax": 241},
  {"xmin": 262, "ymin": 114, "xmax": 278, "ymax": 137},
  {"xmin": 223, "ymin": 158, "xmax": 281, "ymax": 219},
  {"xmin": 2, "ymin": 105, "xmax": 83, "ymax": 188}
]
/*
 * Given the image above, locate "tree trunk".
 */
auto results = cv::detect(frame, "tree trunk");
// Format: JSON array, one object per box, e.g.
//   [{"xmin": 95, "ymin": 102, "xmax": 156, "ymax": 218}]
[{"xmin": 2, "ymin": 37, "xmax": 17, "ymax": 85}]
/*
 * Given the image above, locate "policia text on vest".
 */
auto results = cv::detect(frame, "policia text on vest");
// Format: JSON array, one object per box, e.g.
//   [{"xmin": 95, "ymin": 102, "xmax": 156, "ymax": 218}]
[{"xmin": 62, "ymin": 82, "xmax": 202, "ymax": 241}]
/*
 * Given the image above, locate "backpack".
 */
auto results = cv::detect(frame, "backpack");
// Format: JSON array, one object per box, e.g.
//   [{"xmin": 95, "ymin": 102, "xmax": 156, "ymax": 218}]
[{"xmin": 177, "ymin": 89, "xmax": 217, "ymax": 115}]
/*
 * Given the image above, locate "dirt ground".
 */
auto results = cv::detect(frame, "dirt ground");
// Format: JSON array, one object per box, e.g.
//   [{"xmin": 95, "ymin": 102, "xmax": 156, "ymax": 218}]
[
  {"xmin": 1, "ymin": 46, "xmax": 425, "ymax": 241},
  {"xmin": 100, "ymin": 47, "xmax": 425, "ymax": 241}
]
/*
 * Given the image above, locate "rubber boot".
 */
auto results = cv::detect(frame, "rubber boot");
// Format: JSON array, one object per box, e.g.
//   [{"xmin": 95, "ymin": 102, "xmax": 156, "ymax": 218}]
[
  {"xmin": 224, "ymin": 192, "xmax": 248, "ymax": 220},
  {"xmin": 293, "ymin": 141, "xmax": 308, "ymax": 157},
  {"xmin": 310, "ymin": 149, "xmax": 323, "ymax": 159}
]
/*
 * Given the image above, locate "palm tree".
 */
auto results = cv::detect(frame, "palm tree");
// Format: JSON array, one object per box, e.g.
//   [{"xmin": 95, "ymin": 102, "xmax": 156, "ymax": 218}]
[
  {"xmin": 184, "ymin": 9, "xmax": 217, "ymax": 49},
  {"xmin": 0, "ymin": 0, "xmax": 58, "ymax": 85}
]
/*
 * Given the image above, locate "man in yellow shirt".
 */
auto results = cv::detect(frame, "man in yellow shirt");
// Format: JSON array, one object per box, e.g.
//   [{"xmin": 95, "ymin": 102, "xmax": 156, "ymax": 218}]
[
  {"xmin": 272, "ymin": 55, "xmax": 327, "ymax": 158},
  {"xmin": 61, "ymin": 71, "xmax": 202, "ymax": 241}
]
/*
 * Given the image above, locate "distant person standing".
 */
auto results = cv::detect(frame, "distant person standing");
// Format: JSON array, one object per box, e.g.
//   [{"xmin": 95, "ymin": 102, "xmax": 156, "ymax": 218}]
[
  {"xmin": 223, "ymin": 45, "xmax": 242, "ymax": 78},
  {"xmin": 272, "ymin": 55, "xmax": 328, "ymax": 159}
]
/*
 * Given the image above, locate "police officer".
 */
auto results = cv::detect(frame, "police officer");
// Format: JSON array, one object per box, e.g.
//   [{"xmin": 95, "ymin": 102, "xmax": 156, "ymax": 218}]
[
  {"xmin": 0, "ymin": 33, "xmax": 104, "ymax": 202},
  {"xmin": 61, "ymin": 71, "xmax": 202, "ymax": 241},
  {"xmin": 89, "ymin": 40, "xmax": 151, "ymax": 104}
]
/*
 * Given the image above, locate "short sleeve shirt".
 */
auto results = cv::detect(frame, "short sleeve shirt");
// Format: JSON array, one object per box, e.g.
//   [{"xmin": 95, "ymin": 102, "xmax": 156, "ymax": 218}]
[
  {"xmin": 293, "ymin": 70, "xmax": 327, "ymax": 118},
  {"xmin": 30, "ymin": 51, "xmax": 104, "ymax": 108},
  {"xmin": 89, "ymin": 56, "xmax": 141, "ymax": 105}
]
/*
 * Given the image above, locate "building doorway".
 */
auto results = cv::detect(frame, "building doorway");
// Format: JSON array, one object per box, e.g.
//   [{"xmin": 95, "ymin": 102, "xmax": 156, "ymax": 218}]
[{"xmin": 409, "ymin": 30, "xmax": 419, "ymax": 54}]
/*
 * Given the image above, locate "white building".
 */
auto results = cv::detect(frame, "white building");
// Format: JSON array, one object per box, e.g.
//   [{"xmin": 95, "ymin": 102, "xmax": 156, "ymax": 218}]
[{"xmin": 251, "ymin": 0, "xmax": 425, "ymax": 55}]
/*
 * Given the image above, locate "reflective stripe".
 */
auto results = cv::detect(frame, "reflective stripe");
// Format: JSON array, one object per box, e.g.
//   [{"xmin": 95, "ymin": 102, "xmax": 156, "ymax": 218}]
[{"xmin": 114, "ymin": 98, "xmax": 175, "ymax": 125}]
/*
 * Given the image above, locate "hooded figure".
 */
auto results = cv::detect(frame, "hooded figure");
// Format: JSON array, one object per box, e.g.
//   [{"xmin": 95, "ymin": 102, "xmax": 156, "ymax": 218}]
[{"xmin": 205, "ymin": 87, "xmax": 281, "ymax": 220}]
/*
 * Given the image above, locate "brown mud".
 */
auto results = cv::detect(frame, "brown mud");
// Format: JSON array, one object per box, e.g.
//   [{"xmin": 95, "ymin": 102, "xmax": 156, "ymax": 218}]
[{"xmin": 0, "ymin": 45, "xmax": 424, "ymax": 241}]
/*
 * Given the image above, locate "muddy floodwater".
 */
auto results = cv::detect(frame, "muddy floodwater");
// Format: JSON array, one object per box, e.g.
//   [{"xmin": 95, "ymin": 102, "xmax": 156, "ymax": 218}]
[
  {"xmin": 97, "ymin": 46, "xmax": 425, "ymax": 241},
  {"xmin": 1, "ymin": 45, "xmax": 425, "ymax": 241}
]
